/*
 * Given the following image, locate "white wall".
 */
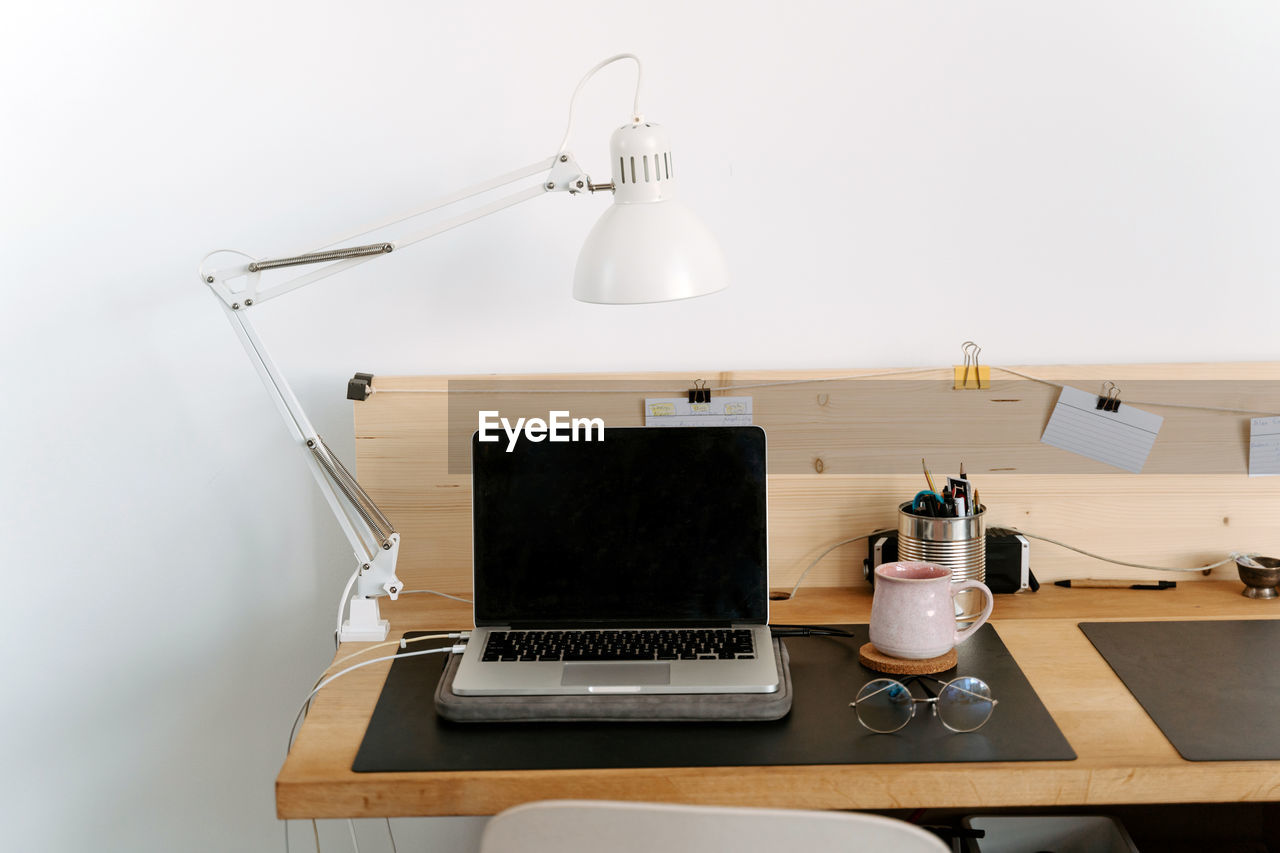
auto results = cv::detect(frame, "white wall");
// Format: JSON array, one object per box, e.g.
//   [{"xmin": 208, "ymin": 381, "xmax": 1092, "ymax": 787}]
[{"xmin": 2, "ymin": 2, "xmax": 1277, "ymax": 850}]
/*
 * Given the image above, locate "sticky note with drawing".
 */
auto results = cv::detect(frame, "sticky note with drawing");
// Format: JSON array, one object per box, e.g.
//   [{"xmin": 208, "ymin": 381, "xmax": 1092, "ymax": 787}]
[{"xmin": 644, "ymin": 396, "xmax": 753, "ymax": 427}]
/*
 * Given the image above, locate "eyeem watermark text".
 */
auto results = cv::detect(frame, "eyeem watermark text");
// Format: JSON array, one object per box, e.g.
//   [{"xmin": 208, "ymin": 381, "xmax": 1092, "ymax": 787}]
[{"xmin": 478, "ymin": 410, "xmax": 605, "ymax": 452}]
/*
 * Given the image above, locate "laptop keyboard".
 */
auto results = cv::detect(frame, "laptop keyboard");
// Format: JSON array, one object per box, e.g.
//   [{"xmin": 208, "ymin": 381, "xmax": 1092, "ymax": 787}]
[{"xmin": 481, "ymin": 628, "xmax": 756, "ymax": 662}]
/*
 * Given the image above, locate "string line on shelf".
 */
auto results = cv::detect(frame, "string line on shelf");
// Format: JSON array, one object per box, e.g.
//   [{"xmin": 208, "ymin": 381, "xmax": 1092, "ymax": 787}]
[{"xmin": 368, "ymin": 365, "xmax": 1280, "ymax": 417}]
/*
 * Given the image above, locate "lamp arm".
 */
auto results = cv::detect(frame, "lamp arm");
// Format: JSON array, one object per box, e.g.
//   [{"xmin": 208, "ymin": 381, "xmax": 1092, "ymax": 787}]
[
  {"xmin": 202, "ymin": 155, "xmax": 593, "ymax": 306},
  {"xmin": 201, "ymin": 152, "xmax": 597, "ymax": 642},
  {"xmin": 220, "ymin": 300, "xmax": 402, "ymax": 600}
]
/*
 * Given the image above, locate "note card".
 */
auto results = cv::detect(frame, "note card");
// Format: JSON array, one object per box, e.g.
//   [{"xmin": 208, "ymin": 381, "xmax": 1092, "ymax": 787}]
[
  {"xmin": 644, "ymin": 396, "xmax": 753, "ymax": 427},
  {"xmin": 1249, "ymin": 417, "xmax": 1280, "ymax": 477},
  {"xmin": 1040, "ymin": 386, "xmax": 1163, "ymax": 473}
]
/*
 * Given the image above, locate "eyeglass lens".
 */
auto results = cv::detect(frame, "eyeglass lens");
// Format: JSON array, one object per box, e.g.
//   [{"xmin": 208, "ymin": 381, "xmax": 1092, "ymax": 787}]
[
  {"xmin": 853, "ymin": 678, "xmax": 915, "ymax": 733},
  {"xmin": 853, "ymin": 676, "xmax": 996, "ymax": 734},
  {"xmin": 936, "ymin": 676, "xmax": 995, "ymax": 732}
]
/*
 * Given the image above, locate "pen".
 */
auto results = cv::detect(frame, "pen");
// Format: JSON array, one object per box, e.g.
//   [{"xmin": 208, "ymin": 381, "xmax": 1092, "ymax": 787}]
[{"xmin": 1054, "ymin": 579, "xmax": 1176, "ymax": 590}]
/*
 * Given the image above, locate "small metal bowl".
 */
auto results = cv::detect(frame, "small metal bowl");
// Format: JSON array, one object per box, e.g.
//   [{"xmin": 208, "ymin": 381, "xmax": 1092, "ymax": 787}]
[{"xmin": 1236, "ymin": 556, "xmax": 1280, "ymax": 599}]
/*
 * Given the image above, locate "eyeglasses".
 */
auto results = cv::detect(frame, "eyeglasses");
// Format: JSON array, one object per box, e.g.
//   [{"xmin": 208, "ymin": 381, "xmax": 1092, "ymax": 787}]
[{"xmin": 849, "ymin": 675, "xmax": 997, "ymax": 733}]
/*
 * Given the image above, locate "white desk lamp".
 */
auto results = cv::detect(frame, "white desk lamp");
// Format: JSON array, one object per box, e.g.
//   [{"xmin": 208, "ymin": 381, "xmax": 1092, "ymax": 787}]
[{"xmin": 199, "ymin": 55, "xmax": 726, "ymax": 642}]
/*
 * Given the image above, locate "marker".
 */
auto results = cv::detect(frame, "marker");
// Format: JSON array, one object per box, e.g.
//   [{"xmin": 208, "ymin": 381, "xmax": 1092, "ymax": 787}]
[{"xmin": 1054, "ymin": 579, "xmax": 1176, "ymax": 590}]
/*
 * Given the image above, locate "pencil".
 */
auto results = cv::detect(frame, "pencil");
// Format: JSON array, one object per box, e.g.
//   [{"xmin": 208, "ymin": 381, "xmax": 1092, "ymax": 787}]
[{"xmin": 922, "ymin": 458, "xmax": 937, "ymax": 494}]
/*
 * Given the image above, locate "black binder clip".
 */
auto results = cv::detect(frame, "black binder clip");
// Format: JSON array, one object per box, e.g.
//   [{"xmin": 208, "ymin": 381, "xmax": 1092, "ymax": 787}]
[
  {"xmin": 1096, "ymin": 381, "xmax": 1122, "ymax": 412},
  {"xmin": 688, "ymin": 379, "xmax": 711, "ymax": 404},
  {"xmin": 347, "ymin": 372, "xmax": 375, "ymax": 401}
]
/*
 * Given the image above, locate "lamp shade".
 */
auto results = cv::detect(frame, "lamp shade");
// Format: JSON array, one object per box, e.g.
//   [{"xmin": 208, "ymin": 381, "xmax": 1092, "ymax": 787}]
[{"xmin": 574, "ymin": 122, "xmax": 727, "ymax": 304}]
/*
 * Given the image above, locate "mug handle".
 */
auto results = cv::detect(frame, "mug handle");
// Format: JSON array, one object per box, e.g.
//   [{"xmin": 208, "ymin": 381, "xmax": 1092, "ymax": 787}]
[{"xmin": 952, "ymin": 579, "xmax": 995, "ymax": 646}]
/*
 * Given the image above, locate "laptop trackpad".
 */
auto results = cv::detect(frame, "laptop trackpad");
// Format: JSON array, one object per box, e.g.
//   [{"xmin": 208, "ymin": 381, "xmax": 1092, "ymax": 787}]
[{"xmin": 561, "ymin": 663, "xmax": 671, "ymax": 688}]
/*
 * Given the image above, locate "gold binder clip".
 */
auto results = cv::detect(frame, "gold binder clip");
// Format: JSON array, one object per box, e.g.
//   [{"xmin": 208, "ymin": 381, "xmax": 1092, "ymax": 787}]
[
  {"xmin": 1096, "ymin": 381, "xmax": 1122, "ymax": 412},
  {"xmin": 688, "ymin": 379, "xmax": 711, "ymax": 404},
  {"xmin": 953, "ymin": 341, "xmax": 990, "ymax": 390}
]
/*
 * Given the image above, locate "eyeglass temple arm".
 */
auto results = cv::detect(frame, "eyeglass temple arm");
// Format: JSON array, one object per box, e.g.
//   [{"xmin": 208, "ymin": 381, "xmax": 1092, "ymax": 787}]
[{"xmin": 919, "ymin": 674, "xmax": 1000, "ymax": 705}]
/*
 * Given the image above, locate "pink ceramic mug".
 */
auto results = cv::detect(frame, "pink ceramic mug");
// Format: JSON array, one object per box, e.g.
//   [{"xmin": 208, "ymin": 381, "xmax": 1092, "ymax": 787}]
[{"xmin": 869, "ymin": 561, "xmax": 994, "ymax": 660}]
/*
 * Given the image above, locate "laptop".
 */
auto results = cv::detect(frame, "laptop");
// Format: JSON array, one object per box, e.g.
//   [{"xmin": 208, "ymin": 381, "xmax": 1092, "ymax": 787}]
[{"xmin": 451, "ymin": 425, "xmax": 779, "ymax": 696}]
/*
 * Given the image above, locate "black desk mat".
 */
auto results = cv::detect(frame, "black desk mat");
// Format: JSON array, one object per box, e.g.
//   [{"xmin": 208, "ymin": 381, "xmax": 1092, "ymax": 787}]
[
  {"xmin": 1080, "ymin": 620, "xmax": 1280, "ymax": 762},
  {"xmin": 353, "ymin": 624, "xmax": 1074, "ymax": 772}
]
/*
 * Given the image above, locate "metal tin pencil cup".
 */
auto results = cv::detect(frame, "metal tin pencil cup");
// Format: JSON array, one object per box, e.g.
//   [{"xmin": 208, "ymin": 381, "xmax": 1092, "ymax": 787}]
[{"xmin": 897, "ymin": 501, "xmax": 987, "ymax": 625}]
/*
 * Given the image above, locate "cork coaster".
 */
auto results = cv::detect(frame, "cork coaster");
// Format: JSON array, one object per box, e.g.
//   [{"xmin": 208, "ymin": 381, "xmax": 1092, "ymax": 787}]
[{"xmin": 858, "ymin": 643, "xmax": 957, "ymax": 675}]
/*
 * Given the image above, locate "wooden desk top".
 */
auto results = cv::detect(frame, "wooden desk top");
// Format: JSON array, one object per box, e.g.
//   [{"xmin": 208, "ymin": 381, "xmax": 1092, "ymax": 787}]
[{"xmin": 277, "ymin": 580, "xmax": 1280, "ymax": 819}]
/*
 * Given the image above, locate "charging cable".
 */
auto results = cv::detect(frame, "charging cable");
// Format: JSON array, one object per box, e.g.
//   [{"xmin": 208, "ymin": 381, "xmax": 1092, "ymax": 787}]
[
  {"xmin": 289, "ymin": 643, "xmax": 467, "ymax": 753},
  {"xmin": 285, "ymin": 639, "xmax": 466, "ymax": 853},
  {"xmin": 327, "ymin": 631, "xmax": 470, "ymax": 674}
]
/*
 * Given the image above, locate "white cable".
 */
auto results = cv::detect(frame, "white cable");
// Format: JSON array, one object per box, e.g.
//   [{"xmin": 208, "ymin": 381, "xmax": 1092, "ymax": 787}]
[
  {"xmin": 989, "ymin": 365, "xmax": 1061, "ymax": 388},
  {"xmin": 334, "ymin": 568, "xmax": 361, "ymax": 645},
  {"xmin": 368, "ymin": 365, "xmax": 1279, "ymax": 417},
  {"xmin": 993, "ymin": 366, "xmax": 1280, "ymax": 416},
  {"xmin": 347, "ymin": 819, "xmax": 360, "ymax": 853},
  {"xmin": 399, "ymin": 588, "xmax": 473, "ymax": 604},
  {"xmin": 368, "ymin": 366, "xmax": 944, "ymax": 396},
  {"xmin": 284, "ymin": 640, "xmax": 463, "ymax": 853},
  {"xmin": 787, "ymin": 535, "xmax": 871, "ymax": 599},
  {"xmin": 713, "ymin": 367, "xmax": 941, "ymax": 393},
  {"xmin": 385, "ymin": 818, "xmax": 398, "ymax": 853},
  {"xmin": 327, "ymin": 632, "xmax": 465, "ymax": 675},
  {"xmin": 1007, "ymin": 529, "xmax": 1239, "ymax": 573},
  {"xmin": 1120, "ymin": 399, "xmax": 1278, "ymax": 416},
  {"xmin": 785, "ymin": 527, "xmax": 1245, "ymax": 598},
  {"xmin": 288, "ymin": 645, "xmax": 466, "ymax": 752},
  {"xmin": 557, "ymin": 53, "xmax": 643, "ymax": 154},
  {"xmin": 370, "ymin": 385, "xmax": 681, "ymax": 395}
]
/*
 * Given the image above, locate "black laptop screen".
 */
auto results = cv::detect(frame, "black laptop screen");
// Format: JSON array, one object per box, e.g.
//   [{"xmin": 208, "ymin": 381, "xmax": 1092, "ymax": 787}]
[{"xmin": 471, "ymin": 426, "xmax": 768, "ymax": 627}]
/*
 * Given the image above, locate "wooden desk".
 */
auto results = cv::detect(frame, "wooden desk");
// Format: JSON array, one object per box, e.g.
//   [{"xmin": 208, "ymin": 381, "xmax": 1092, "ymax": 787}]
[{"xmin": 277, "ymin": 580, "xmax": 1280, "ymax": 819}]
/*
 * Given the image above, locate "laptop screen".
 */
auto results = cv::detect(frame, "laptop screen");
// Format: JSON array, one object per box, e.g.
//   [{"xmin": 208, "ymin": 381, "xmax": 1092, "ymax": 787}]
[{"xmin": 471, "ymin": 426, "xmax": 768, "ymax": 627}]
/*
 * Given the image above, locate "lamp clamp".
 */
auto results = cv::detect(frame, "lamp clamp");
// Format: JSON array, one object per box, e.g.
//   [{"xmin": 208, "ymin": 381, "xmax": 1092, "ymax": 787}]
[{"xmin": 340, "ymin": 531, "xmax": 402, "ymax": 641}]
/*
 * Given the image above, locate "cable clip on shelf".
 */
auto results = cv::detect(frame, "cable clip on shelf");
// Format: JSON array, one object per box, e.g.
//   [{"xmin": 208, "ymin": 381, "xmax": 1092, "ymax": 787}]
[{"xmin": 347, "ymin": 372, "xmax": 376, "ymax": 402}]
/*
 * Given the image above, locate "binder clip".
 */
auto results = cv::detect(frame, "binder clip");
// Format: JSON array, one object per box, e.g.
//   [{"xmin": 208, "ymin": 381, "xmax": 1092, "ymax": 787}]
[
  {"xmin": 953, "ymin": 341, "xmax": 990, "ymax": 390},
  {"xmin": 1096, "ymin": 382, "xmax": 1122, "ymax": 412},
  {"xmin": 688, "ymin": 379, "xmax": 711, "ymax": 404}
]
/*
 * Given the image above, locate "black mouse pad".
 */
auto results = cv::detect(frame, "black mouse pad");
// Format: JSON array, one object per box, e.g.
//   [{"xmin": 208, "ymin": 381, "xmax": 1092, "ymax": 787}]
[
  {"xmin": 352, "ymin": 624, "xmax": 1074, "ymax": 772},
  {"xmin": 1080, "ymin": 620, "xmax": 1280, "ymax": 761}
]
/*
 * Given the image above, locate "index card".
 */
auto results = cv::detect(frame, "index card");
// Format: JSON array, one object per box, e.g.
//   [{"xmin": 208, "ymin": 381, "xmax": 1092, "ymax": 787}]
[
  {"xmin": 1249, "ymin": 416, "xmax": 1280, "ymax": 477},
  {"xmin": 644, "ymin": 396, "xmax": 753, "ymax": 427},
  {"xmin": 1040, "ymin": 386, "xmax": 1163, "ymax": 473}
]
